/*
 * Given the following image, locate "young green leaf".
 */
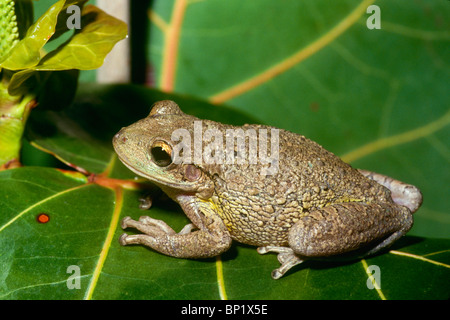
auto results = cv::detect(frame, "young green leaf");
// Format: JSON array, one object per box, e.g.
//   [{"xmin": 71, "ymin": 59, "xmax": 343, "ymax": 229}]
[
  {"xmin": 0, "ymin": 0, "xmax": 65, "ymax": 70},
  {"xmin": 34, "ymin": 5, "xmax": 128, "ymax": 71}
]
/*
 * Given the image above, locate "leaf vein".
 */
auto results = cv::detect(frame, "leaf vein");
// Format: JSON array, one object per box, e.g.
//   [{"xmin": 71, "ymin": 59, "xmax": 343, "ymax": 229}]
[
  {"xmin": 389, "ymin": 250, "xmax": 450, "ymax": 268},
  {"xmin": 341, "ymin": 110, "xmax": 450, "ymax": 163},
  {"xmin": 0, "ymin": 275, "xmax": 90, "ymax": 299},
  {"xmin": 84, "ymin": 187, "xmax": 123, "ymax": 300},
  {"xmin": 0, "ymin": 184, "xmax": 86, "ymax": 233},
  {"xmin": 208, "ymin": 0, "xmax": 376, "ymax": 104}
]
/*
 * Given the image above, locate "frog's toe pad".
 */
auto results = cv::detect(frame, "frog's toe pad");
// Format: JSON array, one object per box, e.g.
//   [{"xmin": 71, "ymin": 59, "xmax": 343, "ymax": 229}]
[
  {"xmin": 119, "ymin": 233, "xmax": 129, "ymax": 246},
  {"xmin": 271, "ymin": 269, "xmax": 284, "ymax": 280},
  {"xmin": 121, "ymin": 216, "xmax": 133, "ymax": 229}
]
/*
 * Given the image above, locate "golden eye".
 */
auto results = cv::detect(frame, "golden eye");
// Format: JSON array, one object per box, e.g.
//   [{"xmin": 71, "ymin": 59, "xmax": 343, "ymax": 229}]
[{"xmin": 150, "ymin": 140, "xmax": 172, "ymax": 167}]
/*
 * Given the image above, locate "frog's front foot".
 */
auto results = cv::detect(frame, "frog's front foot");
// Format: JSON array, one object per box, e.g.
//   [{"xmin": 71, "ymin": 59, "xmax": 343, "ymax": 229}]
[
  {"xmin": 257, "ymin": 246, "xmax": 304, "ymax": 279},
  {"xmin": 120, "ymin": 216, "xmax": 196, "ymax": 246},
  {"xmin": 121, "ymin": 216, "xmax": 173, "ymax": 239},
  {"xmin": 120, "ymin": 216, "xmax": 166, "ymax": 247},
  {"xmin": 119, "ymin": 216, "xmax": 195, "ymax": 247}
]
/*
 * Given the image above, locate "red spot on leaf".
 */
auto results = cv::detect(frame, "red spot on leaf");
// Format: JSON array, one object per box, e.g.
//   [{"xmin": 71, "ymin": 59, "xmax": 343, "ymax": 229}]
[{"xmin": 37, "ymin": 213, "xmax": 50, "ymax": 224}]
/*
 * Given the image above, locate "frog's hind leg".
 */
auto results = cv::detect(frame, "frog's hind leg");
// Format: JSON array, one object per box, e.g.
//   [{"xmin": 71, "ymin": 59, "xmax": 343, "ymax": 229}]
[
  {"xmin": 288, "ymin": 202, "xmax": 413, "ymax": 259},
  {"xmin": 257, "ymin": 246, "xmax": 304, "ymax": 279},
  {"xmin": 358, "ymin": 169, "xmax": 422, "ymax": 213}
]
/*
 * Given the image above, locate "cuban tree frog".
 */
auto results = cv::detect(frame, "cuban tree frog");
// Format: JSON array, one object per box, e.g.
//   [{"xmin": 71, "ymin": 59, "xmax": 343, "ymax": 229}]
[{"xmin": 113, "ymin": 101, "xmax": 422, "ymax": 279}]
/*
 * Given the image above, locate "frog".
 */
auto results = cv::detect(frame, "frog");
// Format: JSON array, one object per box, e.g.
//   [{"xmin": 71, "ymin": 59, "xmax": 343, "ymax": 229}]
[{"xmin": 113, "ymin": 100, "xmax": 422, "ymax": 279}]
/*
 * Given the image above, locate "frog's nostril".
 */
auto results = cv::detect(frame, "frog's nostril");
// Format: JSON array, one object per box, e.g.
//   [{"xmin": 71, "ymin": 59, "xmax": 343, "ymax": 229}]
[
  {"xmin": 114, "ymin": 132, "xmax": 127, "ymax": 143},
  {"xmin": 114, "ymin": 132, "xmax": 125, "ymax": 139}
]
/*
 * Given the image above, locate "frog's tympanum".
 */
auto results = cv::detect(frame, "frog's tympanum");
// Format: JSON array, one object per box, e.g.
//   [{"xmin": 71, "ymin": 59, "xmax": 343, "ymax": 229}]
[{"xmin": 113, "ymin": 100, "xmax": 422, "ymax": 279}]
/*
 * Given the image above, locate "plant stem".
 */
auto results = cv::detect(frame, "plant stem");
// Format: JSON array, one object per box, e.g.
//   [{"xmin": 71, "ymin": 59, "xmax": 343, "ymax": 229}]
[{"xmin": 0, "ymin": 74, "xmax": 36, "ymax": 168}]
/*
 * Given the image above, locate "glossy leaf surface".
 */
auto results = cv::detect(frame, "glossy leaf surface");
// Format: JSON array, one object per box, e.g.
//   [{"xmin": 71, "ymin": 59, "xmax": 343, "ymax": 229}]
[
  {"xmin": 1, "ymin": 84, "xmax": 449, "ymax": 300},
  {"xmin": 148, "ymin": 0, "xmax": 450, "ymax": 239},
  {"xmin": 1, "ymin": 0, "xmax": 449, "ymax": 300}
]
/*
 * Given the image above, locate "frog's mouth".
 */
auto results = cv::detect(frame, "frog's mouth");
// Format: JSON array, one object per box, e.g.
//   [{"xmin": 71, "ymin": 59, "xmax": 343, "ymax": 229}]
[{"xmin": 115, "ymin": 152, "xmax": 201, "ymax": 192}]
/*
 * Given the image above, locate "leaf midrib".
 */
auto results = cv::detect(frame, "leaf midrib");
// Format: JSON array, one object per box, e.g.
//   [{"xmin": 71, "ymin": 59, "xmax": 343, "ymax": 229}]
[{"xmin": 84, "ymin": 186, "xmax": 123, "ymax": 300}]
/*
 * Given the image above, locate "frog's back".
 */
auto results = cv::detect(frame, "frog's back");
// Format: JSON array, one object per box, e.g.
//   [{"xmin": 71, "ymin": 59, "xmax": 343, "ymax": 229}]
[{"xmin": 210, "ymin": 125, "xmax": 391, "ymax": 246}]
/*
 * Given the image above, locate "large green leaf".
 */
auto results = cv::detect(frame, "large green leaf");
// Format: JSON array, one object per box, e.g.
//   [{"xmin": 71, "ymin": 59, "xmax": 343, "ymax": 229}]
[
  {"xmin": 0, "ymin": 163, "xmax": 448, "ymax": 300},
  {"xmin": 2, "ymin": 0, "xmax": 449, "ymax": 300},
  {"xmin": 148, "ymin": 0, "xmax": 450, "ymax": 239},
  {"xmin": 1, "ymin": 84, "xmax": 449, "ymax": 300}
]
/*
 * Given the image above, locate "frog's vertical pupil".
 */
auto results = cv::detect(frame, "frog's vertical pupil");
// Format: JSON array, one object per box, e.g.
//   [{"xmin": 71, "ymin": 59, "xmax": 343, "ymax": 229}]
[
  {"xmin": 37, "ymin": 213, "xmax": 50, "ymax": 223},
  {"xmin": 151, "ymin": 144, "xmax": 172, "ymax": 167}
]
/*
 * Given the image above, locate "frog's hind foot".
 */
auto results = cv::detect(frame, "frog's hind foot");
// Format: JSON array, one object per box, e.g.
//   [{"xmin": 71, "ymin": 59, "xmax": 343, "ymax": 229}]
[
  {"xmin": 257, "ymin": 246, "xmax": 304, "ymax": 279},
  {"xmin": 358, "ymin": 169, "xmax": 422, "ymax": 213}
]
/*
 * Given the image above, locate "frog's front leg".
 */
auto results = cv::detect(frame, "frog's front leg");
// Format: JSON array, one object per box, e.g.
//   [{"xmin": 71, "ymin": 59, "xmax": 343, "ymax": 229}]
[{"xmin": 120, "ymin": 196, "xmax": 232, "ymax": 259}]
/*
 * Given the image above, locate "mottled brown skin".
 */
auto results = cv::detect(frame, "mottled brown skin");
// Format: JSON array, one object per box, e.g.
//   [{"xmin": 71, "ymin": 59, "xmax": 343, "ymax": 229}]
[{"xmin": 113, "ymin": 100, "xmax": 422, "ymax": 279}]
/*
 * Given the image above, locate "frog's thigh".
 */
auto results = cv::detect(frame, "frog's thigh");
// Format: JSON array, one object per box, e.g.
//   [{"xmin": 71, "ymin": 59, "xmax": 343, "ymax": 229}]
[{"xmin": 288, "ymin": 202, "xmax": 412, "ymax": 258}]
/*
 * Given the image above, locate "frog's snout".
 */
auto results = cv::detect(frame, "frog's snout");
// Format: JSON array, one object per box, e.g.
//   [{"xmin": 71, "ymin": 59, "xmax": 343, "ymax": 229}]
[{"xmin": 113, "ymin": 129, "xmax": 128, "ymax": 145}]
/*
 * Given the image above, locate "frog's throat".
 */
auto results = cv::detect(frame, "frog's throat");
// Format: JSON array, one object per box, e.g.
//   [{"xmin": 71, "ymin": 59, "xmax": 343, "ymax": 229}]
[{"xmin": 117, "ymin": 155, "xmax": 200, "ymax": 192}]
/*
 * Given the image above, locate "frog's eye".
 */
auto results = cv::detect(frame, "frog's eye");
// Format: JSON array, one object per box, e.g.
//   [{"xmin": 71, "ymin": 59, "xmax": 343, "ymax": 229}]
[{"xmin": 150, "ymin": 140, "xmax": 172, "ymax": 167}]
